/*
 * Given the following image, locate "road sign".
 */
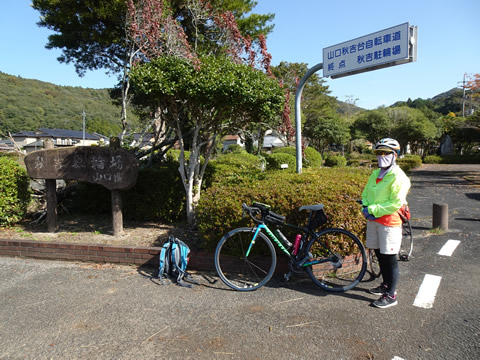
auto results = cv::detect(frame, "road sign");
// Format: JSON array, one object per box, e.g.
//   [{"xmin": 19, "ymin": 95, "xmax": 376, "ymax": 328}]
[{"xmin": 323, "ymin": 23, "xmax": 417, "ymax": 79}]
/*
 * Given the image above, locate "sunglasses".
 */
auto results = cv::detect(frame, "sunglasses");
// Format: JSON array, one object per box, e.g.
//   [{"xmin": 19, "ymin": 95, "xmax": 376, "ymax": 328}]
[{"xmin": 376, "ymin": 151, "xmax": 393, "ymax": 156}]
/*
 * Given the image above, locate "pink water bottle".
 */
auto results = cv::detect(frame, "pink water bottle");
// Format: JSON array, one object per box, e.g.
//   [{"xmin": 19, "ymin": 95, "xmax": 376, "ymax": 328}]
[{"xmin": 292, "ymin": 234, "xmax": 302, "ymax": 255}]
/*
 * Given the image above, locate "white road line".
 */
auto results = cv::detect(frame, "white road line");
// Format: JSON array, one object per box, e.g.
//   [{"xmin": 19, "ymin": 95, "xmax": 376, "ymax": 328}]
[
  {"xmin": 413, "ymin": 274, "xmax": 442, "ymax": 309},
  {"xmin": 438, "ymin": 240, "xmax": 461, "ymax": 256}
]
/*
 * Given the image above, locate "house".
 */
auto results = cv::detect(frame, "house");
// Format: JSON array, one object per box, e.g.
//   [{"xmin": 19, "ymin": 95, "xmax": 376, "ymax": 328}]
[
  {"xmin": 262, "ymin": 130, "xmax": 286, "ymax": 152},
  {"xmin": 128, "ymin": 132, "xmax": 155, "ymax": 150},
  {"xmin": 222, "ymin": 135, "xmax": 244, "ymax": 151},
  {"xmin": 10, "ymin": 128, "xmax": 105, "ymax": 153},
  {"xmin": 0, "ymin": 138, "xmax": 15, "ymax": 152},
  {"xmin": 221, "ymin": 130, "xmax": 287, "ymax": 153}
]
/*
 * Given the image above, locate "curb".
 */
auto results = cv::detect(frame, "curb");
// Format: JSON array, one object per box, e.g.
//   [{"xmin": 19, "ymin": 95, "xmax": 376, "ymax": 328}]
[{"xmin": 0, "ymin": 238, "xmax": 216, "ymax": 272}]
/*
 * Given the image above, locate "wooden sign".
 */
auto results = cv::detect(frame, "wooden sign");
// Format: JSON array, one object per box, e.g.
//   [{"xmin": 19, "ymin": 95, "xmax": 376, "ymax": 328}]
[{"xmin": 25, "ymin": 146, "xmax": 138, "ymax": 190}]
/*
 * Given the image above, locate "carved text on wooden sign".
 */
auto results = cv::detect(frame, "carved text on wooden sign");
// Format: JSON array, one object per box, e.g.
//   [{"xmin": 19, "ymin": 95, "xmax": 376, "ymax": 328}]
[{"xmin": 25, "ymin": 147, "xmax": 138, "ymax": 190}]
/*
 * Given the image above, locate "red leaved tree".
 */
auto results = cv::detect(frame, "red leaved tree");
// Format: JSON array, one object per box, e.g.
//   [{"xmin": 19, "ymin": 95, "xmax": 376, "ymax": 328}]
[
  {"xmin": 126, "ymin": 0, "xmax": 284, "ymax": 225},
  {"xmin": 466, "ymin": 73, "xmax": 480, "ymax": 96}
]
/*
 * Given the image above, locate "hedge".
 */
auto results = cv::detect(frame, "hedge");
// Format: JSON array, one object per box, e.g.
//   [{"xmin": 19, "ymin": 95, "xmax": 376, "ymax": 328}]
[
  {"xmin": 324, "ymin": 155, "xmax": 347, "ymax": 167},
  {"xmin": 272, "ymin": 146, "xmax": 322, "ymax": 168},
  {"xmin": 72, "ymin": 164, "xmax": 186, "ymax": 222},
  {"xmin": 0, "ymin": 157, "xmax": 31, "ymax": 225},
  {"xmin": 397, "ymin": 154, "xmax": 422, "ymax": 172},
  {"xmin": 205, "ymin": 151, "xmax": 266, "ymax": 186},
  {"xmin": 196, "ymin": 167, "xmax": 371, "ymax": 250},
  {"xmin": 265, "ymin": 152, "xmax": 296, "ymax": 171},
  {"xmin": 423, "ymin": 154, "xmax": 480, "ymax": 164},
  {"xmin": 303, "ymin": 147, "xmax": 323, "ymax": 168}
]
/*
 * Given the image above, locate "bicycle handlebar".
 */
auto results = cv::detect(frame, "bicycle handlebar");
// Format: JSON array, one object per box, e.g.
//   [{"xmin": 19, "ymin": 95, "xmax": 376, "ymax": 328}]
[{"xmin": 242, "ymin": 202, "xmax": 286, "ymax": 225}]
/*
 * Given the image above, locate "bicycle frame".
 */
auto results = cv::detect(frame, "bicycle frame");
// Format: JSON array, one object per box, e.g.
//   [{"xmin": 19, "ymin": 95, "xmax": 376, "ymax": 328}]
[
  {"xmin": 247, "ymin": 224, "xmax": 290, "ymax": 257},
  {"xmin": 247, "ymin": 223, "xmax": 335, "ymax": 268}
]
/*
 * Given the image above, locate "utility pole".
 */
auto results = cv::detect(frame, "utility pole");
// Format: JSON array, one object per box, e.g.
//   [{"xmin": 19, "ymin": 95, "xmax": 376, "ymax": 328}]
[
  {"xmin": 82, "ymin": 110, "xmax": 86, "ymax": 145},
  {"xmin": 458, "ymin": 74, "xmax": 467, "ymax": 117}
]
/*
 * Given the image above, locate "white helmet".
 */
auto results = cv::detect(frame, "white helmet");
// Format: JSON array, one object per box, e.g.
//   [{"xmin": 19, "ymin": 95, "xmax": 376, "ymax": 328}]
[{"xmin": 374, "ymin": 138, "xmax": 400, "ymax": 155}]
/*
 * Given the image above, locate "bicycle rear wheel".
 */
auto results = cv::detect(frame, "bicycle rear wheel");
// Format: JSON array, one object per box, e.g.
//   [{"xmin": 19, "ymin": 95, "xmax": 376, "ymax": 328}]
[
  {"xmin": 399, "ymin": 220, "xmax": 413, "ymax": 261},
  {"xmin": 305, "ymin": 228, "xmax": 367, "ymax": 292},
  {"xmin": 215, "ymin": 227, "xmax": 276, "ymax": 291},
  {"xmin": 368, "ymin": 249, "xmax": 381, "ymax": 278}
]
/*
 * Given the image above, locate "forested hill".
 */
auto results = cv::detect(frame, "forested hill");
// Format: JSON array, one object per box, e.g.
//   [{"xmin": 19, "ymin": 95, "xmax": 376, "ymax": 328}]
[
  {"xmin": 0, "ymin": 71, "xmax": 470, "ymax": 138},
  {"xmin": 0, "ymin": 72, "xmax": 139, "ymax": 136},
  {"xmin": 393, "ymin": 88, "xmax": 466, "ymax": 115}
]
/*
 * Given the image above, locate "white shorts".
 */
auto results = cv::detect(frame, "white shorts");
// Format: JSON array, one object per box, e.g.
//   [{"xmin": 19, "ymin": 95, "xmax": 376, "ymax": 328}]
[{"xmin": 366, "ymin": 221, "xmax": 402, "ymax": 255}]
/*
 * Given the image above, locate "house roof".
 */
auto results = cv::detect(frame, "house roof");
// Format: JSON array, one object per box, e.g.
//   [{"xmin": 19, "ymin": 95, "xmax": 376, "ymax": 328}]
[
  {"xmin": 263, "ymin": 134, "xmax": 286, "ymax": 148},
  {"xmin": 11, "ymin": 130, "xmax": 38, "ymax": 137},
  {"xmin": 12, "ymin": 128, "xmax": 100, "ymax": 140},
  {"xmin": 39, "ymin": 128, "xmax": 99, "ymax": 140},
  {"xmin": 223, "ymin": 135, "xmax": 239, "ymax": 141}
]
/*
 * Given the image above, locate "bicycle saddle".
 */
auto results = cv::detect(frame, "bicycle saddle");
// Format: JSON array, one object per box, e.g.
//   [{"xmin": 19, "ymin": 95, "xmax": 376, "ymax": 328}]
[{"xmin": 299, "ymin": 204, "xmax": 324, "ymax": 212}]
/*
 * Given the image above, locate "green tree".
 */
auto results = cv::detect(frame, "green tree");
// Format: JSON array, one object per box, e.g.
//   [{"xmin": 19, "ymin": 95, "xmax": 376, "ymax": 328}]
[
  {"xmin": 32, "ymin": 0, "xmax": 134, "ymax": 136},
  {"xmin": 352, "ymin": 109, "xmax": 392, "ymax": 144},
  {"xmin": 31, "ymin": 0, "xmax": 275, "ymax": 139},
  {"xmin": 130, "ymin": 55, "xmax": 284, "ymax": 224},
  {"xmin": 271, "ymin": 62, "xmax": 338, "ymax": 151},
  {"xmin": 303, "ymin": 114, "xmax": 350, "ymax": 155},
  {"xmin": 385, "ymin": 106, "xmax": 437, "ymax": 155},
  {"xmin": 86, "ymin": 117, "xmax": 121, "ymax": 137}
]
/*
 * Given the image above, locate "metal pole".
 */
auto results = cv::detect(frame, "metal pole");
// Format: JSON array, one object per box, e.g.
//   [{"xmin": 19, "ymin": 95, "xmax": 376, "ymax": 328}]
[
  {"xmin": 82, "ymin": 110, "xmax": 86, "ymax": 145},
  {"xmin": 294, "ymin": 63, "xmax": 323, "ymax": 173}
]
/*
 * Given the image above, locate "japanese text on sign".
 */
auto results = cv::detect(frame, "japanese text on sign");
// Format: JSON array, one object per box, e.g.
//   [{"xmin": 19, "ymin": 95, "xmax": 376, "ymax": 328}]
[{"xmin": 323, "ymin": 23, "xmax": 410, "ymax": 78}]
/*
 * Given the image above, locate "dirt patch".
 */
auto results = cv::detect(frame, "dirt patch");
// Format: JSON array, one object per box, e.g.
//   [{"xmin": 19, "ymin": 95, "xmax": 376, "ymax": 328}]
[{"xmin": 0, "ymin": 213, "xmax": 202, "ymax": 250}]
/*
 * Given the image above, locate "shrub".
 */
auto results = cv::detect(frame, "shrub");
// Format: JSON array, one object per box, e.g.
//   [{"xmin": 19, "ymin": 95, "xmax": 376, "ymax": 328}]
[
  {"xmin": 123, "ymin": 165, "xmax": 186, "ymax": 222},
  {"xmin": 205, "ymin": 152, "xmax": 266, "ymax": 186},
  {"xmin": 0, "ymin": 157, "xmax": 31, "ymax": 225},
  {"xmin": 423, "ymin": 154, "xmax": 480, "ymax": 164},
  {"xmin": 397, "ymin": 154, "xmax": 422, "ymax": 172},
  {"xmin": 72, "ymin": 164, "xmax": 186, "ymax": 222},
  {"xmin": 423, "ymin": 155, "xmax": 442, "ymax": 164},
  {"xmin": 273, "ymin": 146, "xmax": 322, "ymax": 168},
  {"xmin": 347, "ymin": 152, "xmax": 376, "ymax": 161},
  {"xmin": 324, "ymin": 155, "xmax": 347, "ymax": 167},
  {"xmin": 224, "ymin": 144, "xmax": 243, "ymax": 153},
  {"xmin": 196, "ymin": 167, "xmax": 371, "ymax": 250},
  {"xmin": 303, "ymin": 147, "xmax": 323, "ymax": 168},
  {"xmin": 265, "ymin": 152, "xmax": 296, "ymax": 171},
  {"xmin": 272, "ymin": 146, "xmax": 296, "ymax": 156}
]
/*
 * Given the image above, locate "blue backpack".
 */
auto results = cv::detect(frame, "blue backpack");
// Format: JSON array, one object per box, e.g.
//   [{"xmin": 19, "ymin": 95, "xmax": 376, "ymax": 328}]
[{"xmin": 158, "ymin": 235, "xmax": 194, "ymax": 287}]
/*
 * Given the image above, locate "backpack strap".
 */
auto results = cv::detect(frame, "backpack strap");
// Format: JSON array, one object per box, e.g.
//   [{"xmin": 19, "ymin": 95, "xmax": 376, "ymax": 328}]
[
  {"xmin": 171, "ymin": 238, "xmax": 195, "ymax": 288},
  {"xmin": 157, "ymin": 238, "xmax": 172, "ymax": 284}
]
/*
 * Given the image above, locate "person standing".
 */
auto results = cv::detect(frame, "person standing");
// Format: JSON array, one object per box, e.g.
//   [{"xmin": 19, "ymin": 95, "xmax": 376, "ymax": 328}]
[{"xmin": 361, "ymin": 138, "xmax": 411, "ymax": 308}]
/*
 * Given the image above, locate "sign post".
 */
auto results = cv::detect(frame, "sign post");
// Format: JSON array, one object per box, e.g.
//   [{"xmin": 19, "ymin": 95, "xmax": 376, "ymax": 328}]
[{"xmin": 295, "ymin": 23, "xmax": 417, "ymax": 173}]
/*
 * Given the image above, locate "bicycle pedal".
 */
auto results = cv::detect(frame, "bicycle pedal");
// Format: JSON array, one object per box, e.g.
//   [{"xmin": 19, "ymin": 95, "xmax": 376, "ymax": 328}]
[
  {"xmin": 399, "ymin": 254, "xmax": 409, "ymax": 261},
  {"xmin": 331, "ymin": 261, "xmax": 342, "ymax": 269},
  {"xmin": 284, "ymin": 272, "xmax": 292, "ymax": 282}
]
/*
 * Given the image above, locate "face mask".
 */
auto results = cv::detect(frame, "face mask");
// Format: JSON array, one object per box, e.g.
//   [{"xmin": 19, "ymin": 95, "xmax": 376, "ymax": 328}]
[{"xmin": 377, "ymin": 153, "xmax": 394, "ymax": 168}]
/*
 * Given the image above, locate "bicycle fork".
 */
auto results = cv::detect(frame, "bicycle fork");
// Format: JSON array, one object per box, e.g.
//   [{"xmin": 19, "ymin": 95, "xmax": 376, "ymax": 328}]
[{"xmin": 246, "ymin": 224, "xmax": 290, "ymax": 257}]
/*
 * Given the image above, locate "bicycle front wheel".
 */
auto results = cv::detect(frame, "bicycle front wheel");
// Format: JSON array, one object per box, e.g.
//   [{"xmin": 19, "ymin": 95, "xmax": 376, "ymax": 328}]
[
  {"xmin": 399, "ymin": 220, "xmax": 413, "ymax": 261},
  {"xmin": 215, "ymin": 227, "xmax": 276, "ymax": 291},
  {"xmin": 305, "ymin": 228, "xmax": 367, "ymax": 292}
]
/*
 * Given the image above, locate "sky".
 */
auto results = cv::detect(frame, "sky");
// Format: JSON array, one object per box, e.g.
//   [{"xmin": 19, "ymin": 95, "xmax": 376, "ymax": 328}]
[{"xmin": 1, "ymin": 0, "xmax": 479, "ymax": 110}]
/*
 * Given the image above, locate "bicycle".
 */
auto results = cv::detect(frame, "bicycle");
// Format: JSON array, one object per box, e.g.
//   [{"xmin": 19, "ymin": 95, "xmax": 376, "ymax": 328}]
[
  {"xmin": 398, "ymin": 210, "xmax": 413, "ymax": 261},
  {"xmin": 214, "ymin": 202, "xmax": 367, "ymax": 292},
  {"xmin": 361, "ymin": 203, "xmax": 413, "ymax": 278}
]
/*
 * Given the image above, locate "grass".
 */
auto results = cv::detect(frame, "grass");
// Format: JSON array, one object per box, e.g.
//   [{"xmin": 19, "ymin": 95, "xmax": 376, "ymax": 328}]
[{"xmin": 428, "ymin": 227, "xmax": 446, "ymax": 235}]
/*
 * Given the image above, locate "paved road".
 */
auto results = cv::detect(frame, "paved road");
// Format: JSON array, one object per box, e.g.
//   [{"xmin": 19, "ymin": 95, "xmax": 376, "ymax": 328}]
[{"xmin": 1, "ymin": 165, "xmax": 479, "ymax": 359}]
